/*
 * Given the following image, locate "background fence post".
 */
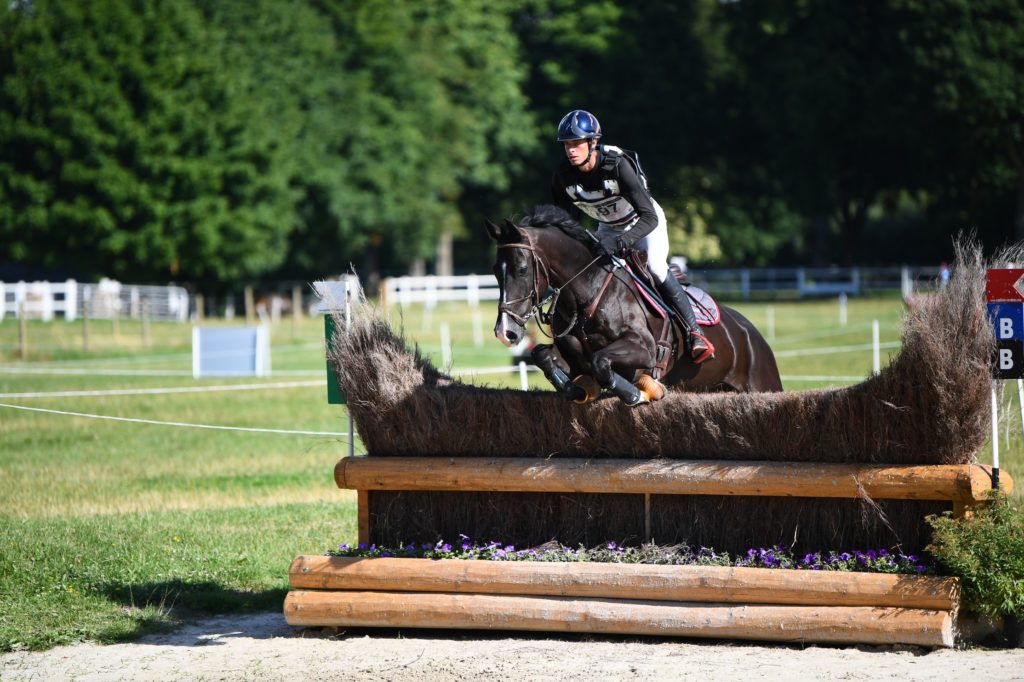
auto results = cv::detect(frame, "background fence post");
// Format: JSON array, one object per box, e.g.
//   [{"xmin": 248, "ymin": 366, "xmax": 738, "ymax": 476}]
[
  {"xmin": 18, "ymin": 301, "xmax": 27, "ymax": 360},
  {"xmin": 142, "ymin": 298, "xmax": 151, "ymax": 350},
  {"xmin": 245, "ymin": 286, "xmax": 255, "ymax": 325},
  {"xmin": 82, "ymin": 292, "xmax": 90, "ymax": 352},
  {"xmin": 291, "ymin": 285, "xmax": 302, "ymax": 339}
]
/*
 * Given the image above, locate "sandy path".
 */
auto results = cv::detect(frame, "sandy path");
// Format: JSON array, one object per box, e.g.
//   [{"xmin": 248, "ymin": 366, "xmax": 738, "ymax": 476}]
[{"xmin": 3, "ymin": 612, "xmax": 1024, "ymax": 681}]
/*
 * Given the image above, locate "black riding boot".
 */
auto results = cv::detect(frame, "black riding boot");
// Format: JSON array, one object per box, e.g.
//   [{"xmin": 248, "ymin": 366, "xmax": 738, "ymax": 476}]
[{"xmin": 657, "ymin": 274, "xmax": 710, "ymax": 361}]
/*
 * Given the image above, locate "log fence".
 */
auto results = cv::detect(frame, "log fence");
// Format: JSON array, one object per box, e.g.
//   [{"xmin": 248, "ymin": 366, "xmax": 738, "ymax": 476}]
[{"xmin": 285, "ymin": 453, "xmax": 1011, "ymax": 648}]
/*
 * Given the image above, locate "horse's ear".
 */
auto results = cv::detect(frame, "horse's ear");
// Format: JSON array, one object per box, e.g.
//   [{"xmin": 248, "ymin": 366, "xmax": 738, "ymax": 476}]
[
  {"xmin": 503, "ymin": 219, "xmax": 525, "ymax": 242},
  {"xmin": 484, "ymin": 218, "xmax": 503, "ymax": 242}
]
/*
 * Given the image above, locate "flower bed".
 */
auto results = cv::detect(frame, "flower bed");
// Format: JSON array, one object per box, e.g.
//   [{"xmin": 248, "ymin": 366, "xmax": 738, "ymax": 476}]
[{"xmin": 328, "ymin": 537, "xmax": 932, "ymax": 574}]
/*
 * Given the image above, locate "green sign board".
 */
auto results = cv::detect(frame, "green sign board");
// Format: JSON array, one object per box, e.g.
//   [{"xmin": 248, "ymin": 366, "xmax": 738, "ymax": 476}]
[{"xmin": 324, "ymin": 313, "xmax": 345, "ymax": 405}]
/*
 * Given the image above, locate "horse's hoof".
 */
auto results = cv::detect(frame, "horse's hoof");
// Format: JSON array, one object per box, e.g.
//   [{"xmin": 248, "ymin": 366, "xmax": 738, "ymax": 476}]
[
  {"xmin": 572, "ymin": 375, "xmax": 601, "ymax": 404},
  {"xmin": 634, "ymin": 374, "xmax": 666, "ymax": 402}
]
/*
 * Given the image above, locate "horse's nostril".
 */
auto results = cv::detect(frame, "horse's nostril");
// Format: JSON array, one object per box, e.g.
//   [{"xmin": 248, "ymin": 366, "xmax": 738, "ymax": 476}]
[{"xmin": 505, "ymin": 330, "xmax": 519, "ymax": 342}]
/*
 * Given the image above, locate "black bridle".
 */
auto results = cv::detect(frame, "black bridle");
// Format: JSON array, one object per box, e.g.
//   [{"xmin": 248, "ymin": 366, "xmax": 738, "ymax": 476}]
[{"xmin": 496, "ymin": 234, "xmax": 602, "ymax": 339}]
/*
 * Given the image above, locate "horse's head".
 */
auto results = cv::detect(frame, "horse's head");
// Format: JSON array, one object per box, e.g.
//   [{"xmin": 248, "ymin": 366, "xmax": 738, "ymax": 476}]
[
  {"xmin": 485, "ymin": 206, "xmax": 594, "ymax": 347},
  {"xmin": 485, "ymin": 217, "xmax": 543, "ymax": 347}
]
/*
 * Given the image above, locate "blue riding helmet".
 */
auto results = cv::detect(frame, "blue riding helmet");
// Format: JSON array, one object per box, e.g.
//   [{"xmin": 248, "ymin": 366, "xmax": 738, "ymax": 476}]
[{"xmin": 556, "ymin": 110, "xmax": 602, "ymax": 142}]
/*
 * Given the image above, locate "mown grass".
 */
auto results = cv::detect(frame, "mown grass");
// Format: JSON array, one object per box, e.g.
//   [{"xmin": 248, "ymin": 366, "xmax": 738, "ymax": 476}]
[{"xmin": 0, "ymin": 294, "xmax": 1019, "ymax": 651}]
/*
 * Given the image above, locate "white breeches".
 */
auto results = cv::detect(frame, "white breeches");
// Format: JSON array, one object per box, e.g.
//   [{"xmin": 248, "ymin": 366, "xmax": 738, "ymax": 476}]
[{"xmin": 597, "ymin": 199, "xmax": 670, "ymax": 282}]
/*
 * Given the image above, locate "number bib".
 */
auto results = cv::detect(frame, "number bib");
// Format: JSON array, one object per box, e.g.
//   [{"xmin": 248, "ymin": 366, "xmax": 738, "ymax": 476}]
[{"xmin": 567, "ymin": 180, "xmax": 638, "ymax": 228}]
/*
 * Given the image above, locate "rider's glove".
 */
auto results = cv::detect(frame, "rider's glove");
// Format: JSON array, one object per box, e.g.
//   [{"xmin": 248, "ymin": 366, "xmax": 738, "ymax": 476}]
[{"xmin": 596, "ymin": 233, "xmax": 623, "ymax": 257}]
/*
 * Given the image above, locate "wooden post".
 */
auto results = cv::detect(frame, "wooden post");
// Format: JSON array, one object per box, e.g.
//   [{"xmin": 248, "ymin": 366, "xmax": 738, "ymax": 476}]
[
  {"xmin": 357, "ymin": 490, "xmax": 370, "ymax": 546},
  {"xmin": 644, "ymin": 493, "xmax": 651, "ymax": 543},
  {"xmin": 195, "ymin": 293, "xmax": 205, "ymax": 322},
  {"xmin": 18, "ymin": 301, "xmax": 28, "ymax": 360},
  {"xmin": 245, "ymin": 286, "xmax": 255, "ymax": 325}
]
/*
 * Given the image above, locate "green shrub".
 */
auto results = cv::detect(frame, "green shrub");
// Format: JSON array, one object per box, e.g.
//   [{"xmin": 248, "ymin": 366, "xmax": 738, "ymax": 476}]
[{"xmin": 927, "ymin": 494, "xmax": 1024, "ymax": 618}]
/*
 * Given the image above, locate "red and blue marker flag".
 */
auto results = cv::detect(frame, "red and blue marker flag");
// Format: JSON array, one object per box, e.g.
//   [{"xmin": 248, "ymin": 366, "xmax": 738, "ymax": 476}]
[{"xmin": 986, "ymin": 268, "xmax": 1024, "ymax": 379}]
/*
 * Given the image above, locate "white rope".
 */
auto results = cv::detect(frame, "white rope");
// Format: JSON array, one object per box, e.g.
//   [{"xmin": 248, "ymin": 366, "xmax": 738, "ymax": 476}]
[
  {"xmin": 0, "ymin": 380, "xmax": 323, "ymax": 399},
  {"xmin": 0, "ymin": 367, "xmax": 323, "ymax": 377},
  {"xmin": 0, "ymin": 367, "xmax": 193, "ymax": 376},
  {"xmin": 772, "ymin": 341, "xmax": 900, "ymax": 358},
  {"xmin": 0, "ymin": 402, "xmax": 348, "ymax": 436}
]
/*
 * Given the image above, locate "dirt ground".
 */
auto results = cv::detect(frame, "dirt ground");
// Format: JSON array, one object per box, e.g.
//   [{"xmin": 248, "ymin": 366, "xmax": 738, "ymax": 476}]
[{"xmin": 3, "ymin": 612, "xmax": 1024, "ymax": 681}]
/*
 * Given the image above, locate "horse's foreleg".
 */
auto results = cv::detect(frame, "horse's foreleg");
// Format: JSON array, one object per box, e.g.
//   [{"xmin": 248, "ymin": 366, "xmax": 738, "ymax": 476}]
[
  {"xmin": 531, "ymin": 343, "xmax": 586, "ymax": 401},
  {"xmin": 591, "ymin": 334, "xmax": 658, "ymax": 406}
]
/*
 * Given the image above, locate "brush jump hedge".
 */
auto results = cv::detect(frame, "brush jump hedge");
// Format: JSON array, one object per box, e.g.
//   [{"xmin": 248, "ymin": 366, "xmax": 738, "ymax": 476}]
[{"xmin": 286, "ymin": 243, "xmax": 1013, "ymax": 647}]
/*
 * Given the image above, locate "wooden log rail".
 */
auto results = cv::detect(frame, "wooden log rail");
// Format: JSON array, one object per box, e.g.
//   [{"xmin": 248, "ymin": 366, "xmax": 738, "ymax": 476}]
[
  {"xmin": 290, "ymin": 556, "xmax": 959, "ymax": 610},
  {"xmin": 336, "ymin": 456, "xmax": 1008, "ymax": 502},
  {"xmin": 337, "ymin": 456, "xmax": 1010, "ymax": 543},
  {"xmin": 285, "ymin": 557, "xmax": 957, "ymax": 647},
  {"xmin": 284, "ymin": 589, "xmax": 953, "ymax": 648}
]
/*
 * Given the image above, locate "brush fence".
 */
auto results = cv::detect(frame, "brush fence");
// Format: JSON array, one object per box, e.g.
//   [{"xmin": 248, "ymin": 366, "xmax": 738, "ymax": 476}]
[{"xmin": 285, "ymin": 456, "xmax": 1011, "ymax": 647}]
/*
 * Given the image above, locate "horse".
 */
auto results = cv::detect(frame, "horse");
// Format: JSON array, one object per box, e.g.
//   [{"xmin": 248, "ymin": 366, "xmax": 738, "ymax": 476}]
[{"xmin": 485, "ymin": 206, "xmax": 782, "ymax": 405}]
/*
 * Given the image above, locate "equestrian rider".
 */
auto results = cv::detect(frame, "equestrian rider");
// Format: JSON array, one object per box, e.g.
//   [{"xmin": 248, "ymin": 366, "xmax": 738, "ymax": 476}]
[{"xmin": 550, "ymin": 109, "xmax": 711, "ymax": 362}]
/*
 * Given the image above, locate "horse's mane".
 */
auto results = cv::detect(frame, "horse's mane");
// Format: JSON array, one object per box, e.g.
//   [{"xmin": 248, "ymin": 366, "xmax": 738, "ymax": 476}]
[{"xmin": 513, "ymin": 205, "xmax": 593, "ymax": 247}]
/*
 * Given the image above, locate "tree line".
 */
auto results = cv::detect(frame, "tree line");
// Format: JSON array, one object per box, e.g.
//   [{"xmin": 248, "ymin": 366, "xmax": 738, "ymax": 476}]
[{"xmin": 1, "ymin": 0, "xmax": 1021, "ymax": 290}]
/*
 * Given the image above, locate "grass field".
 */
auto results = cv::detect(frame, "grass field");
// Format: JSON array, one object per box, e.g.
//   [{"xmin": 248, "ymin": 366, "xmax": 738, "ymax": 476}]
[{"xmin": 1, "ymin": 295, "xmax": 1020, "ymax": 651}]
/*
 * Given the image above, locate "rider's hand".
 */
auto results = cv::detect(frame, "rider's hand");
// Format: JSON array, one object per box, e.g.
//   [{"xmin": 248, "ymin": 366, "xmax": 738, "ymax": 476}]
[{"xmin": 596, "ymin": 234, "xmax": 622, "ymax": 257}]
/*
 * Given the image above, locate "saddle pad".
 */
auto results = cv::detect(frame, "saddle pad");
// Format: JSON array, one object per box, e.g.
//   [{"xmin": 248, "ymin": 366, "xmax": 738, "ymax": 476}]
[
  {"xmin": 686, "ymin": 286, "xmax": 720, "ymax": 326},
  {"xmin": 623, "ymin": 251, "xmax": 721, "ymax": 327}
]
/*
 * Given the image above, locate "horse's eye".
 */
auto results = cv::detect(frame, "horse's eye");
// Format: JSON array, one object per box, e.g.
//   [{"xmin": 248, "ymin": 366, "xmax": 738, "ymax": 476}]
[{"xmin": 517, "ymin": 265, "xmax": 528, "ymax": 276}]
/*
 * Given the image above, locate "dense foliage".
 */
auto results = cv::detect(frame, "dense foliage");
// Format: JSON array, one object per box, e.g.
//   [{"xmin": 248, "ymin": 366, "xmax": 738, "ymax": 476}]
[
  {"xmin": 1, "ymin": 0, "xmax": 1021, "ymax": 286},
  {"xmin": 927, "ymin": 494, "xmax": 1024, "ymax": 618}
]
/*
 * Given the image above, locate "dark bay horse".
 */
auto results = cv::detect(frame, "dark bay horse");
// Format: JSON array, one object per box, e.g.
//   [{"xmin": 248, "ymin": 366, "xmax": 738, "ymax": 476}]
[{"xmin": 485, "ymin": 206, "xmax": 782, "ymax": 405}]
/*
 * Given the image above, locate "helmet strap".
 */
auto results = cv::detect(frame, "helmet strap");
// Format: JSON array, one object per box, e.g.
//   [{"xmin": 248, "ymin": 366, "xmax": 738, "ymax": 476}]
[{"xmin": 571, "ymin": 139, "xmax": 597, "ymax": 169}]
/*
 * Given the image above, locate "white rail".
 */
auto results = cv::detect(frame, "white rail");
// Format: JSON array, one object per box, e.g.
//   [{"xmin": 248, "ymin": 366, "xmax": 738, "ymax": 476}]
[
  {"xmin": 381, "ymin": 274, "xmax": 499, "ymax": 307},
  {"xmin": 378, "ymin": 266, "xmax": 944, "ymax": 306},
  {"xmin": 0, "ymin": 279, "xmax": 190, "ymax": 322}
]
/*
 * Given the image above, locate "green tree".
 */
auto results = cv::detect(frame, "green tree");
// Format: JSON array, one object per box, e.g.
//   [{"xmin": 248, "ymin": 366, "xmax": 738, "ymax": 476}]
[
  {"xmin": 894, "ymin": 0, "xmax": 1024, "ymax": 244},
  {"xmin": 0, "ymin": 0, "xmax": 298, "ymax": 287},
  {"xmin": 723, "ymin": 0, "xmax": 937, "ymax": 264},
  {"xmin": 305, "ymin": 0, "xmax": 538, "ymax": 281}
]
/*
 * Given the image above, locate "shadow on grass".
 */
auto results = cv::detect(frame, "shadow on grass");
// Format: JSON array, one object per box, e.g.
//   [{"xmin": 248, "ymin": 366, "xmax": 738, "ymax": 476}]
[{"xmin": 96, "ymin": 580, "xmax": 289, "ymax": 644}]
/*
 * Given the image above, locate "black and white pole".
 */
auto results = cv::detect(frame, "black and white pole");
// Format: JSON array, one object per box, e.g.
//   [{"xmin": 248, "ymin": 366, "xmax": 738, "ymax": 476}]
[{"xmin": 992, "ymin": 380, "xmax": 1001, "ymax": 490}]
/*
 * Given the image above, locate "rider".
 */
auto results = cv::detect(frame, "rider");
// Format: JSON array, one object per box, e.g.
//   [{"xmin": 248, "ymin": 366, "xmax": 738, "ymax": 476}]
[{"xmin": 550, "ymin": 109, "xmax": 711, "ymax": 362}]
